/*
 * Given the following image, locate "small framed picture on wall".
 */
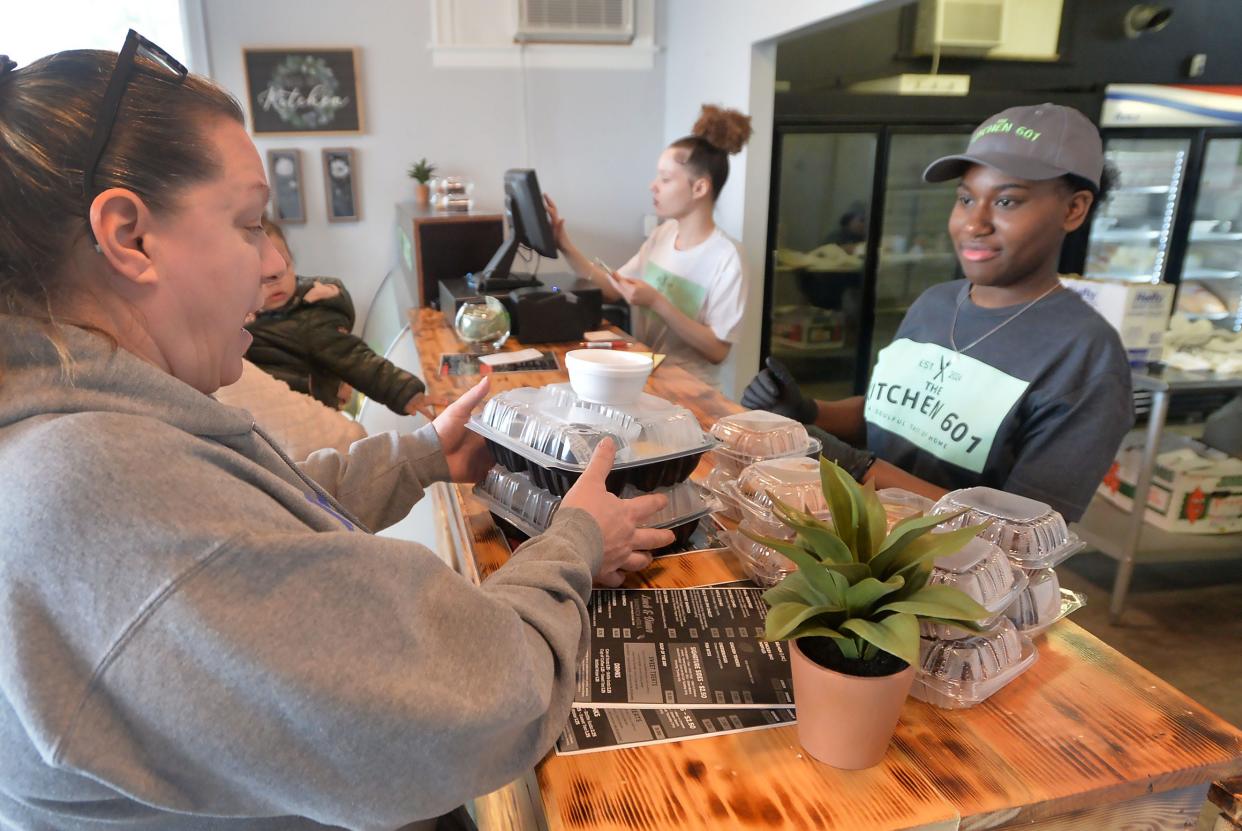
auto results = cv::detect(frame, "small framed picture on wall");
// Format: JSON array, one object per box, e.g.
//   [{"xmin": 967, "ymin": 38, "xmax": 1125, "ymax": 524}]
[
  {"xmin": 322, "ymin": 148, "xmax": 360, "ymax": 222},
  {"xmin": 266, "ymin": 149, "xmax": 305, "ymax": 223}
]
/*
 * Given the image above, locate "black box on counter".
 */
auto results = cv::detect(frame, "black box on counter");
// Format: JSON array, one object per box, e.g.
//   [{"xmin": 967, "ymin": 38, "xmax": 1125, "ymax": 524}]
[{"xmin": 439, "ymin": 273, "xmax": 602, "ymax": 343}]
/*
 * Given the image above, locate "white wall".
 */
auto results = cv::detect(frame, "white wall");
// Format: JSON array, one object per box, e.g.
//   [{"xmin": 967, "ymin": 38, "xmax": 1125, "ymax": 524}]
[
  {"xmin": 662, "ymin": 0, "xmax": 891, "ymax": 397},
  {"xmin": 202, "ymin": 0, "xmax": 665, "ymax": 326}
]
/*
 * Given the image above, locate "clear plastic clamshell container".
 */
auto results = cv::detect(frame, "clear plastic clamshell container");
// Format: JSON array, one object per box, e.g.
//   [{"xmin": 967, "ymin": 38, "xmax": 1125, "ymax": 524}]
[
  {"xmin": 469, "ymin": 384, "xmax": 715, "ymax": 495},
  {"xmin": 1005, "ymin": 569, "xmax": 1087, "ymax": 636},
  {"xmin": 920, "ymin": 536, "xmax": 1029, "ymax": 639},
  {"xmin": 727, "ymin": 529, "xmax": 795, "ymax": 588},
  {"xmin": 876, "ymin": 488, "xmax": 934, "ymax": 526},
  {"xmin": 728, "ymin": 501, "xmax": 837, "ymax": 587},
  {"xmin": 912, "ymin": 617, "xmax": 1038, "ymax": 710},
  {"xmin": 928, "ymin": 487, "xmax": 1086, "ymax": 570},
  {"xmin": 708, "ymin": 411, "xmax": 822, "ymax": 476},
  {"xmin": 703, "ymin": 465, "xmax": 741, "ymax": 521},
  {"xmin": 473, "ymin": 465, "xmax": 714, "ymax": 555},
  {"xmin": 730, "ymin": 456, "xmax": 829, "ymax": 515},
  {"xmin": 736, "ymin": 503, "xmax": 800, "ymax": 543}
]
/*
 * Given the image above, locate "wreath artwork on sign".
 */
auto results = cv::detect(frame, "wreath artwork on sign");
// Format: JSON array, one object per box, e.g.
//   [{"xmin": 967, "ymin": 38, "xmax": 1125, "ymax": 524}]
[
  {"xmin": 243, "ymin": 48, "xmax": 363, "ymax": 135},
  {"xmin": 260, "ymin": 56, "xmax": 348, "ymax": 130}
]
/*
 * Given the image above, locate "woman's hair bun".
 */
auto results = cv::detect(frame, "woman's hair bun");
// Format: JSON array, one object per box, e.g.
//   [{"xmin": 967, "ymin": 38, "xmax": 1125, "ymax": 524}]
[
  {"xmin": 0, "ymin": 56, "xmax": 16, "ymax": 76},
  {"xmin": 692, "ymin": 104, "xmax": 752, "ymax": 155}
]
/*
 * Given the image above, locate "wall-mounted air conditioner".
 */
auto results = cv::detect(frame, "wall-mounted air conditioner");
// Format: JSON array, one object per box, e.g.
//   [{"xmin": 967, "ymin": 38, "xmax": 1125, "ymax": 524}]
[
  {"xmin": 914, "ymin": 0, "xmax": 1005, "ymax": 53},
  {"xmin": 515, "ymin": 0, "xmax": 635, "ymax": 44},
  {"xmin": 913, "ymin": 0, "xmax": 1063, "ymax": 61}
]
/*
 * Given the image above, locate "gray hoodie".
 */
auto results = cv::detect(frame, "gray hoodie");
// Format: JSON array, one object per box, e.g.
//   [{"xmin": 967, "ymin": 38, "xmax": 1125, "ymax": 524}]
[{"xmin": 0, "ymin": 316, "xmax": 603, "ymax": 830}]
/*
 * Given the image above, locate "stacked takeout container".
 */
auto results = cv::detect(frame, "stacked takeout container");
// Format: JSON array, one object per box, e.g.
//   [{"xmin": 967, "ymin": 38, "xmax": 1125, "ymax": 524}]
[
  {"xmin": 708, "ymin": 411, "xmax": 932, "ymax": 586},
  {"xmin": 723, "ymin": 456, "xmax": 833, "ymax": 586},
  {"xmin": 912, "ymin": 488, "xmax": 1087, "ymax": 709},
  {"xmin": 703, "ymin": 411, "xmax": 822, "ymax": 522},
  {"xmin": 467, "ymin": 383, "xmax": 718, "ymax": 553}
]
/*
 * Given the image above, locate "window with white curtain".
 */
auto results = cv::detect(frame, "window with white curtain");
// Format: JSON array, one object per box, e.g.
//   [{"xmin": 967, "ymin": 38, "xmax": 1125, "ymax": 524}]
[{"xmin": 5, "ymin": 0, "xmax": 194, "ymax": 71}]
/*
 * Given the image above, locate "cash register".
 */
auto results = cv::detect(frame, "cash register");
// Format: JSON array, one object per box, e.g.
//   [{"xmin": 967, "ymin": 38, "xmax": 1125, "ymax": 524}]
[{"xmin": 439, "ymin": 169, "xmax": 602, "ymax": 342}]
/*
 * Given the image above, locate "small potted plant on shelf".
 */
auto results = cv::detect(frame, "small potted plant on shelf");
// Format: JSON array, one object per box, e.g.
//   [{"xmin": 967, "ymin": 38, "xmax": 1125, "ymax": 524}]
[
  {"xmin": 407, "ymin": 158, "xmax": 436, "ymax": 206},
  {"xmin": 746, "ymin": 458, "xmax": 990, "ymax": 770}
]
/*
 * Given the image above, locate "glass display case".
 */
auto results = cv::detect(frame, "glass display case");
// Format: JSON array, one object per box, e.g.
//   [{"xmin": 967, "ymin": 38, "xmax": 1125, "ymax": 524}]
[
  {"xmin": 1179, "ymin": 137, "xmax": 1242, "ymax": 331},
  {"xmin": 1084, "ymin": 138, "xmax": 1190, "ymax": 283}
]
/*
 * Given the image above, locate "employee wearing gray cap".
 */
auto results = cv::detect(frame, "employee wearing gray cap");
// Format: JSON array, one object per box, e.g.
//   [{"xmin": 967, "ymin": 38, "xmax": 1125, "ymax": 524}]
[{"xmin": 742, "ymin": 103, "xmax": 1135, "ymax": 522}]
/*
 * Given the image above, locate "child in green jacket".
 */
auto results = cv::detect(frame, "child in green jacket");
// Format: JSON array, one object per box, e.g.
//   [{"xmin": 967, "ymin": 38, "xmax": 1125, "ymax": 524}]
[{"xmin": 246, "ymin": 219, "xmax": 432, "ymax": 417}]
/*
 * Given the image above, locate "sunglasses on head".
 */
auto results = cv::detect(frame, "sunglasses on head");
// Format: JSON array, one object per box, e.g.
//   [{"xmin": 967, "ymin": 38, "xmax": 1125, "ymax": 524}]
[{"xmin": 81, "ymin": 29, "xmax": 188, "ymax": 203}]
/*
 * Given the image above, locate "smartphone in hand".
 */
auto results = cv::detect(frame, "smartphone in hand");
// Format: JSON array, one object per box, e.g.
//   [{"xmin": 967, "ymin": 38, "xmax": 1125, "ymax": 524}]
[
  {"xmin": 591, "ymin": 256, "xmax": 614, "ymax": 279},
  {"xmin": 592, "ymin": 256, "xmax": 627, "ymax": 296}
]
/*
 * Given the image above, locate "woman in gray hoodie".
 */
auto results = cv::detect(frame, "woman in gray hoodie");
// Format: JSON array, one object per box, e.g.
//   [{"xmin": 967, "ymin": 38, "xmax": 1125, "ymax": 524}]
[{"xmin": 0, "ymin": 36, "xmax": 671, "ymax": 830}]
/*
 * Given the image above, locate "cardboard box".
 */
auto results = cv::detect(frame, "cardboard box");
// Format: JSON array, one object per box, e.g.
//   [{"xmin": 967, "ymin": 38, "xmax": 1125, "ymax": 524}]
[
  {"xmin": 1098, "ymin": 433, "xmax": 1242, "ymax": 534},
  {"xmin": 772, "ymin": 306, "xmax": 845, "ymax": 350},
  {"xmin": 1061, "ymin": 276, "xmax": 1175, "ymax": 364}
]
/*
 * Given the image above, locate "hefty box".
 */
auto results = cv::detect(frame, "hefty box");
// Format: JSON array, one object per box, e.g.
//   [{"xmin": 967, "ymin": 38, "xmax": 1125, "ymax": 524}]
[
  {"xmin": 1098, "ymin": 433, "xmax": 1242, "ymax": 534},
  {"xmin": 1061, "ymin": 276, "xmax": 1175, "ymax": 365}
]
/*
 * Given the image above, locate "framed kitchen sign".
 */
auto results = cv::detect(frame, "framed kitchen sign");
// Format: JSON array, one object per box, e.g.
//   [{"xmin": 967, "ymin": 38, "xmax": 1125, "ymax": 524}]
[
  {"xmin": 322, "ymin": 148, "xmax": 361, "ymax": 222},
  {"xmin": 266, "ymin": 149, "xmax": 306, "ymax": 223},
  {"xmin": 242, "ymin": 48, "xmax": 364, "ymax": 135}
]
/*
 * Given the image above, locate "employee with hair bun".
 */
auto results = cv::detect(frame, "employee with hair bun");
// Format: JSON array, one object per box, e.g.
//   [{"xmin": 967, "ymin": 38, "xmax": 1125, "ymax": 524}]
[
  {"xmin": 545, "ymin": 104, "xmax": 753, "ymax": 390},
  {"xmin": 743, "ymin": 104, "xmax": 1134, "ymax": 522}
]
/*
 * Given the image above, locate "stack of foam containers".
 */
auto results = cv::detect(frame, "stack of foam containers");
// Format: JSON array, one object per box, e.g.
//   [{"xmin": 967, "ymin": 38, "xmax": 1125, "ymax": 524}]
[
  {"xmin": 466, "ymin": 383, "xmax": 718, "ymax": 550},
  {"xmin": 912, "ymin": 487, "xmax": 1087, "ymax": 709}
]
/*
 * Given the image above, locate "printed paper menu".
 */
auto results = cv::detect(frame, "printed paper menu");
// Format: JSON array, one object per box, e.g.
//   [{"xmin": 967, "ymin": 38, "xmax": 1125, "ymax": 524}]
[
  {"xmin": 556, "ymin": 706, "xmax": 796, "ymax": 755},
  {"xmin": 574, "ymin": 588, "xmax": 794, "ymax": 709}
]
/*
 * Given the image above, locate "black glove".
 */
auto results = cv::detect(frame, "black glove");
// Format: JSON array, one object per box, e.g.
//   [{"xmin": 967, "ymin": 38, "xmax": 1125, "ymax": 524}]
[
  {"xmin": 740, "ymin": 357, "xmax": 818, "ymax": 424},
  {"xmin": 805, "ymin": 425, "xmax": 876, "ymax": 483}
]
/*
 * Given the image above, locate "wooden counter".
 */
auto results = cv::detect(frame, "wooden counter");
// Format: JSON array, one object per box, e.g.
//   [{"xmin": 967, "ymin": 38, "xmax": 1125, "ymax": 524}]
[
  {"xmin": 409, "ymin": 309, "xmax": 1242, "ymax": 830},
  {"xmin": 410, "ymin": 307, "xmax": 736, "ymax": 425}
]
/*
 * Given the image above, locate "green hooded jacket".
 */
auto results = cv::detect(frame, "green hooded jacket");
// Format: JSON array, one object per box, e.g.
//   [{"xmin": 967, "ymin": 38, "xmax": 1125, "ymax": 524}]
[{"xmin": 245, "ymin": 276, "xmax": 424, "ymax": 413}]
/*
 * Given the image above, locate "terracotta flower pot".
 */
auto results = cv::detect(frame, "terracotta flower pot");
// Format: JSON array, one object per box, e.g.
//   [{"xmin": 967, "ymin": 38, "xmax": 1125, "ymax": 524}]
[
  {"xmin": 415, "ymin": 183, "xmax": 431, "ymax": 206},
  {"xmin": 790, "ymin": 639, "xmax": 915, "ymax": 769}
]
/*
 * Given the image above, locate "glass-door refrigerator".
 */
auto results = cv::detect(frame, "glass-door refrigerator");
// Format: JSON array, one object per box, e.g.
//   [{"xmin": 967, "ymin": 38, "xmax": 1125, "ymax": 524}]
[
  {"xmin": 1087, "ymin": 85, "xmax": 1242, "ymax": 332},
  {"xmin": 1180, "ymin": 136, "xmax": 1242, "ymax": 331},
  {"xmin": 868, "ymin": 132, "xmax": 967, "ymax": 374},
  {"xmin": 764, "ymin": 125, "xmax": 971, "ymax": 399},
  {"xmin": 1083, "ymin": 137, "xmax": 1190, "ymax": 284},
  {"xmin": 768, "ymin": 130, "xmax": 876, "ymax": 402}
]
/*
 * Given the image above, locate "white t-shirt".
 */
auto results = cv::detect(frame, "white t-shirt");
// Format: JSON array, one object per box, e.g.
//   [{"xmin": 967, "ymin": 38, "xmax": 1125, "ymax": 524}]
[{"xmin": 618, "ymin": 220, "xmax": 746, "ymax": 389}]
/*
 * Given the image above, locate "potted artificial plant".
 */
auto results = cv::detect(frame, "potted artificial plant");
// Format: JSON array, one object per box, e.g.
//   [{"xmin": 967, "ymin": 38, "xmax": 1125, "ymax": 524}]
[
  {"xmin": 746, "ymin": 458, "xmax": 990, "ymax": 770},
  {"xmin": 407, "ymin": 158, "xmax": 436, "ymax": 206}
]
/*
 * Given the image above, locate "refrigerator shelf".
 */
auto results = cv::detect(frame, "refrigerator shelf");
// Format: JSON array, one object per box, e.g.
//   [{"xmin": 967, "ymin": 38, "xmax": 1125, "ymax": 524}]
[
  {"xmin": 1183, "ymin": 269, "xmax": 1242, "ymax": 282},
  {"xmin": 1113, "ymin": 185, "xmax": 1172, "ymax": 195},
  {"xmin": 772, "ymin": 338, "xmax": 849, "ymax": 355},
  {"xmin": 1084, "ymin": 271, "xmax": 1160, "ymax": 282},
  {"xmin": 1092, "ymin": 229, "xmax": 1162, "ymax": 242}
]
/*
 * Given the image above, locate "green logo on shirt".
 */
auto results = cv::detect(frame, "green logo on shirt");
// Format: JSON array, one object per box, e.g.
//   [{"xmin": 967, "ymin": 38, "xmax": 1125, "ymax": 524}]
[
  {"xmin": 864, "ymin": 339, "xmax": 1029, "ymax": 473},
  {"xmin": 640, "ymin": 262, "xmax": 707, "ymax": 321}
]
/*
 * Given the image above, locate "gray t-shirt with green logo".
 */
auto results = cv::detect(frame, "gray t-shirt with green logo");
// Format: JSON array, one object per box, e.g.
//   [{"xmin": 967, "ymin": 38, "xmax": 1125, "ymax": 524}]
[{"xmin": 864, "ymin": 280, "xmax": 1134, "ymax": 521}]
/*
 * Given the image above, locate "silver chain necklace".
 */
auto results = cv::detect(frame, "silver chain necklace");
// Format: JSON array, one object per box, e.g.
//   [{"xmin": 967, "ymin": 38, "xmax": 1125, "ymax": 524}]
[{"xmin": 949, "ymin": 282, "xmax": 1060, "ymax": 355}]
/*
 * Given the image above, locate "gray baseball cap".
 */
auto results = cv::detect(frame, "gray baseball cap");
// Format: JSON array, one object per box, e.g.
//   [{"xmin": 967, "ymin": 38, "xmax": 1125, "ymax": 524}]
[{"xmin": 923, "ymin": 103, "xmax": 1104, "ymax": 188}]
